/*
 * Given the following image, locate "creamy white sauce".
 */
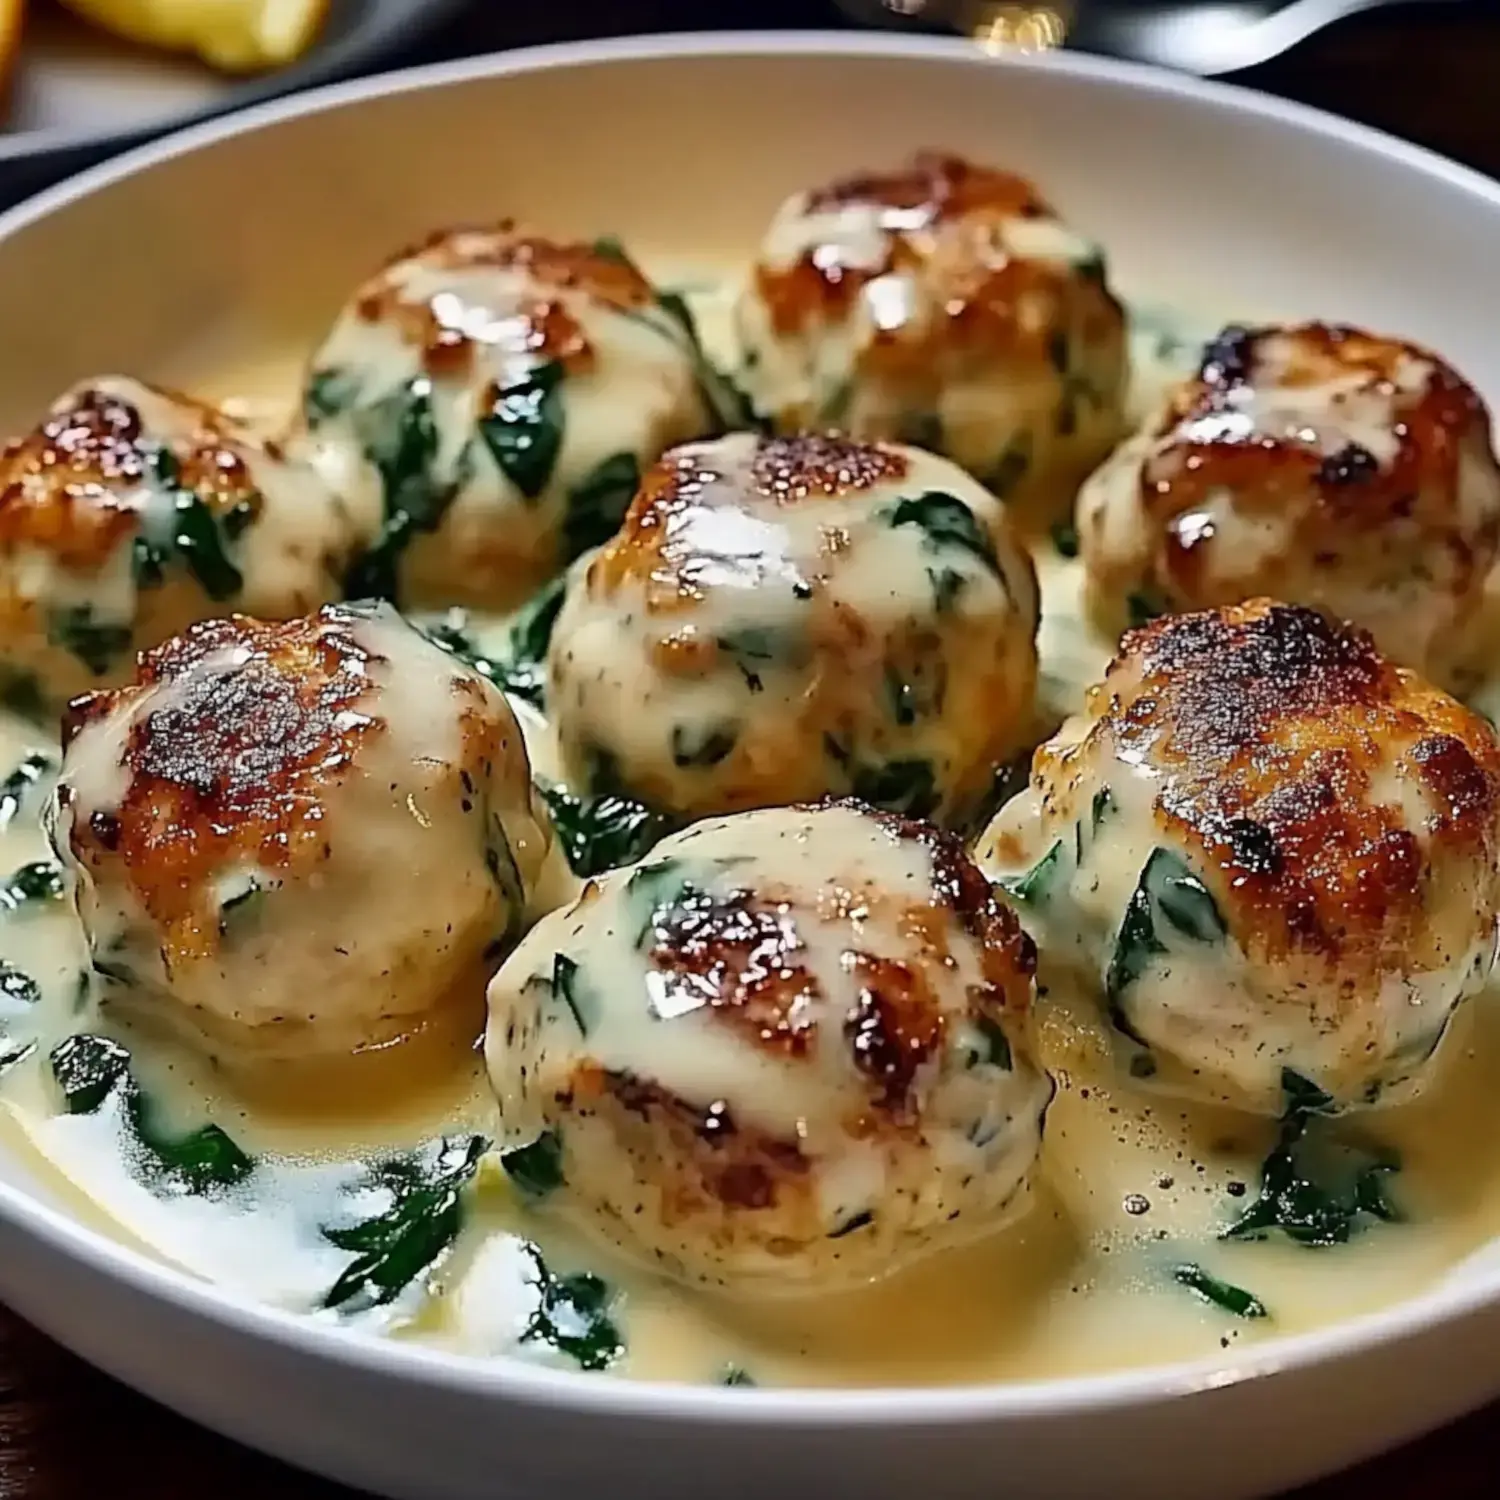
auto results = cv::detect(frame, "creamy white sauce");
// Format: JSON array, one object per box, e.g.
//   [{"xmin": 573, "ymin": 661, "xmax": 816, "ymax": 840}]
[{"xmin": 3, "ymin": 267, "xmax": 1499, "ymax": 1389}]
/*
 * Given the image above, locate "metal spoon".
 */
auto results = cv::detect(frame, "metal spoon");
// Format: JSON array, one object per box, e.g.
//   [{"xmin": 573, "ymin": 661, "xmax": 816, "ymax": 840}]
[{"xmin": 831, "ymin": 0, "xmax": 1459, "ymax": 74}]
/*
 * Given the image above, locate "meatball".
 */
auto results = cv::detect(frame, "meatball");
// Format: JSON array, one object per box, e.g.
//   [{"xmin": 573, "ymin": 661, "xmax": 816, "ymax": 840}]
[
  {"xmin": 548, "ymin": 432, "xmax": 1039, "ymax": 829},
  {"xmin": 735, "ymin": 152, "xmax": 1128, "ymax": 526},
  {"xmin": 301, "ymin": 223, "xmax": 717, "ymax": 609},
  {"xmin": 0, "ymin": 376, "xmax": 359, "ymax": 711},
  {"xmin": 486, "ymin": 800, "xmax": 1050, "ymax": 1293},
  {"xmin": 979, "ymin": 600, "xmax": 1500, "ymax": 1114},
  {"xmin": 52, "ymin": 601, "xmax": 548, "ymax": 1065},
  {"xmin": 1078, "ymin": 323, "xmax": 1500, "ymax": 686}
]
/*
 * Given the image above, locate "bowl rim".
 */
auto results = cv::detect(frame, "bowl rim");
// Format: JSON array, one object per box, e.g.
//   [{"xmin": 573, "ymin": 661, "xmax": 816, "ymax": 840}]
[
  {"xmin": 0, "ymin": 0, "xmax": 471, "ymax": 166},
  {"xmin": 4, "ymin": 27, "xmax": 1500, "ymax": 1427}
]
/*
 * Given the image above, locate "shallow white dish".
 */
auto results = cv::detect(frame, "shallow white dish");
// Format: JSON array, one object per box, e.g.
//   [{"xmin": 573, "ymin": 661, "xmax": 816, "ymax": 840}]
[{"xmin": 0, "ymin": 31, "xmax": 1499, "ymax": 1500}]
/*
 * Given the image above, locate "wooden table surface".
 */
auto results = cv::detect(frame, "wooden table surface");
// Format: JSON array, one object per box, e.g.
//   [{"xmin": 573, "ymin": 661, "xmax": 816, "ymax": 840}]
[{"xmin": 3, "ymin": 2, "xmax": 1500, "ymax": 1495}]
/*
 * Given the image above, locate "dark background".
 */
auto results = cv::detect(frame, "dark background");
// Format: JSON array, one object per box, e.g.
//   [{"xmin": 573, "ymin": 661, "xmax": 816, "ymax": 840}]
[{"xmin": 2, "ymin": 2, "xmax": 1499, "ymax": 1495}]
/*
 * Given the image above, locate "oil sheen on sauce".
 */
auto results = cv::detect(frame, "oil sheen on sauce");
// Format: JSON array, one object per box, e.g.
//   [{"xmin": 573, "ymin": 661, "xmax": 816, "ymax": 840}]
[{"xmin": 3, "ymin": 270, "xmax": 1499, "ymax": 1390}]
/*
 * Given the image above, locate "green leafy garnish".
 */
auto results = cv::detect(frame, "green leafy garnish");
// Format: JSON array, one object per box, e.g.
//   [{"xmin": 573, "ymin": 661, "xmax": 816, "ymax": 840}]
[
  {"xmin": 721, "ymin": 1366, "xmax": 757, "ymax": 1387},
  {"xmin": 653, "ymin": 289, "xmax": 762, "ymax": 432},
  {"xmin": 0, "ymin": 860, "xmax": 64, "ymax": 910},
  {"xmin": 501, "ymin": 1130, "xmax": 565, "ymax": 1198},
  {"xmin": 1222, "ymin": 1069, "xmax": 1402, "ymax": 1248},
  {"xmin": 1106, "ymin": 849, "xmax": 1225, "ymax": 1039},
  {"xmin": 886, "ymin": 492, "xmax": 1002, "ymax": 578},
  {"xmin": 303, "ymin": 367, "xmax": 363, "ymax": 426},
  {"xmin": 0, "ymin": 752, "xmax": 54, "ymax": 828},
  {"xmin": 998, "ymin": 841, "xmax": 1063, "ymax": 906},
  {"xmin": 565, "ymin": 451, "xmax": 640, "ymax": 560},
  {"xmin": 927, "ymin": 566, "xmax": 967, "ymax": 614},
  {"xmin": 345, "ymin": 380, "xmax": 452, "ymax": 603},
  {"xmin": 50, "ymin": 1033, "xmax": 254, "ymax": 1192},
  {"xmin": 1172, "ymin": 1263, "xmax": 1268, "ymax": 1320},
  {"xmin": 481, "ymin": 359, "xmax": 567, "ymax": 501},
  {"xmin": 47, "ymin": 608, "xmax": 133, "ymax": 677},
  {"xmin": 520, "ymin": 1245, "xmax": 623, "ymax": 1371},
  {"xmin": 539, "ymin": 776, "xmax": 673, "ymax": 879},
  {"xmin": 425, "ymin": 576, "xmax": 566, "ymax": 713},
  {"xmin": 974, "ymin": 1014, "xmax": 1013, "ymax": 1071},
  {"xmin": 1127, "ymin": 592, "xmax": 1162, "ymax": 628},
  {"xmin": 134, "ymin": 467, "xmax": 245, "ymax": 602},
  {"xmin": 1050, "ymin": 520, "xmax": 1080, "ymax": 558},
  {"xmin": 322, "ymin": 1136, "xmax": 487, "ymax": 1311}
]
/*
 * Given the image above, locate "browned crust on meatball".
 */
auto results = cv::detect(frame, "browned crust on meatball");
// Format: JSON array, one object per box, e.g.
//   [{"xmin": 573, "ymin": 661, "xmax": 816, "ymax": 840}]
[
  {"xmin": 0, "ymin": 385, "xmax": 261, "ymax": 573},
  {"xmin": 591, "ymin": 435, "xmax": 902, "ymax": 602},
  {"xmin": 1092, "ymin": 600, "xmax": 1500, "ymax": 967},
  {"xmin": 1147, "ymin": 324, "xmax": 1494, "ymax": 600},
  {"xmin": 754, "ymin": 152, "xmax": 1121, "ymax": 377},
  {"xmin": 349, "ymin": 223, "xmax": 654, "ymax": 381},
  {"xmin": 647, "ymin": 885, "xmax": 823, "ymax": 1057},
  {"xmin": 569, "ymin": 1067, "xmax": 815, "ymax": 1229},
  {"xmin": 66, "ymin": 609, "xmax": 384, "ymax": 964}
]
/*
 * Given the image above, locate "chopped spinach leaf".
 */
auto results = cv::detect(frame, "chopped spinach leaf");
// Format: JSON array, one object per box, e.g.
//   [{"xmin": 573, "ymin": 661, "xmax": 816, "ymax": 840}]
[
  {"xmin": 49, "ymin": 1033, "xmax": 254, "ymax": 1191},
  {"xmin": 501, "ymin": 1130, "xmax": 565, "ymax": 1198},
  {"xmin": 1127, "ymin": 592, "xmax": 1162, "ymax": 628},
  {"xmin": 551, "ymin": 954, "xmax": 596, "ymax": 1036},
  {"xmin": 671, "ymin": 721, "xmax": 738, "ymax": 768},
  {"xmin": 344, "ymin": 380, "xmax": 450, "ymax": 603},
  {"xmin": 48, "ymin": 608, "xmax": 133, "ymax": 677},
  {"xmin": 974, "ymin": 1014, "xmax": 1013, "ymax": 1071},
  {"xmin": 480, "ymin": 359, "xmax": 567, "ymax": 501},
  {"xmin": 424, "ymin": 578, "xmax": 565, "ymax": 712},
  {"xmin": 538, "ymin": 776, "xmax": 673, "ymax": 878},
  {"xmin": 1222, "ymin": 1068, "xmax": 1401, "ymax": 1248},
  {"xmin": 0, "ymin": 860, "xmax": 64, "ymax": 910},
  {"xmin": 520, "ymin": 1245, "xmax": 623, "ymax": 1371},
  {"xmin": 886, "ymin": 492, "xmax": 1002, "ymax": 577},
  {"xmin": 721, "ymin": 1366, "xmax": 757, "ymax": 1387},
  {"xmin": 0, "ymin": 752, "xmax": 54, "ymax": 828},
  {"xmin": 565, "ymin": 451, "xmax": 640, "ymax": 560},
  {"xmin": 1105, "ymin": 849, "xmax": 1225, "ymax": 1035},
  {"xmin": 1050, "ymin": 520, "xmax": 1080, "ymax": 558},
  {"xmin": 927, "ymin": 565, "xmax": 967, "ymax": 614},
  {"xmin": 0, "ymin": 961, "xmax": 39, "ymax": 1006},
  {"xmin": 136, "ymin": 489, "xmax": 245, "ymax": 602},
  {"xmin": 322, "ymin": 1135, "xmax": 487, "ymax": 1311},
  {"xmin": 652, "ymin": 291, "xmax": 762, "ymax": 432},
  {"xmin": 852, "ymin": 758, "xmax": 939, "ymax": 820},
  {"xmin": 304, "ymin": 367, "xmax": 363, "ymax": 426},
  {"xmin": 1172, "ymin": 1263, "xmax": 1268, "ymax": 1320},
  {"xmin": 1076, "ymin": 249, "xmax": 1108, "ymax": 285},
  {"xmin": 998, "ymin": 840, "xmax": 1063, "ymax": 906}
]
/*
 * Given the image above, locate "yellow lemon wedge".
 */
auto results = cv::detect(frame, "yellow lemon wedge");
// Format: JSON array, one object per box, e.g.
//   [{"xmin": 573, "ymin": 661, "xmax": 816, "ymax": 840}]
[{"xmin": 58, "ymin": 0, "xmax": 330, "ymax": 73}]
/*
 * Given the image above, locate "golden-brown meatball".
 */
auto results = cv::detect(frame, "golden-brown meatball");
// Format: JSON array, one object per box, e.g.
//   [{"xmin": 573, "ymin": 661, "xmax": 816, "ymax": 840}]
[
  {"xmin": 979, "ymin": 599, "xmax": 1500, "ymax": 1114},
  {"xmin": 302, "ymin": 223, "xmax": 718, "ymax": 609},
  {"xmin": 1078, "ymin": 323, "xmax": 1500, "ymax": 686},
  {"xmin": 486, "ymin": 800, "xmax": 1051, "ymax": 1293},
  {"xmin": 0, "ymin": 376, "xmax": 360, "ymax": 712},
  {"xmin": 52, "ymin": 602, "xmax": 548, "ymax": 1066},
  {"xmin": 735, "ymin": 152, "xmax": 1128, "ymax": 526},
  {"xmin": 547, "ymin": 431, "xmax": 1039, "ymax": 829}
]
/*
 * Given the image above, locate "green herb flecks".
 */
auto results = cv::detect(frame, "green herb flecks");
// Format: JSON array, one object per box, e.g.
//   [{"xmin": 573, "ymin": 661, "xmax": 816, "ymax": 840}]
[
  {"xmin": 344, "ymin": 379, "xmax": 451, "ymax": 603},
  {"xmin": 565, "ymin": 451, "xmax": 640, "ymax": 560},
  {"xmin": 1222, "ymin": 1068, "xmax": 1402, "ymax": 1249},
  {"xmin": 47, "ymin": 608, "xmax": 133, "ymax": 678},
  {"xmin": 322, "ymin": 1135, "xmax": 487, "ymax": 1311},
  {"xmin": 519, "ymin": 1245, "xmax": 623, "ymax": 1372},
  {"xmin": 0, "ymin": 752, "xmax": 54, "ymax": 828},
  {"xmin": 0, "ymin": 860, "xmax": 64, "ymax": 910},
  {"xmin": 716, "ymin": 626, "xmax": 793, "ymax": 694},
  {"xmin": 481, "ymin": 359, "xmax": 567, "ymax": 501},
  {"xmin": 1172, "ymin": 1263, "xmax": 1269, "ymax": 1320},
  {"xmin": 50, "ymin": 1033, "xmax": 254, "ymax": 1192},
  {"xmin": 885, "ymin": 492, "xmax": 1003, "ymax": 579},
  {"xmin": 501, "ymin": 1130, "xmax": 565, "ymax": 1198}
]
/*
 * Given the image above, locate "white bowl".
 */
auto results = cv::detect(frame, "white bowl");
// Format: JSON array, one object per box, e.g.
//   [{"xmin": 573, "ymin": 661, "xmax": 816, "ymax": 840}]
[{"xmin": 1, "ymin": 32, "xmax": 1499, "ymax": 1500}]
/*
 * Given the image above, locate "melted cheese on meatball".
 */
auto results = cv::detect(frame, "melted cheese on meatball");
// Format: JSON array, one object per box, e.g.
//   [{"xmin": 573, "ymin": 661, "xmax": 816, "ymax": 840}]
[
  {"xmin": 547, "ymin": 431, "xmax": 1039, "ymax": 828},
  {"xmin": 301, "ymin": 224, "xmax": 717, "ymax": 609},
  {"xmin": 52, "ymin": 602, "xmax": 547, "ymax": 1067},
  {"xmin": 980, "ymin": 600, "xmax": 1500, "ymax": 1114},
  {"xmin": 735, "ymin": 153, "xmax": 1128, "ymax": 525},
  {"xmin": 0, "ymin": 376, "xmax": 359, "ymax": 710},
  {"xmin": 486, "ymin": 800, "xmax": 1050, "ymax": 1293},
  {"xmin": 1078, "ymin": 324, "xmax": 1500, "ymax": 687}
]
